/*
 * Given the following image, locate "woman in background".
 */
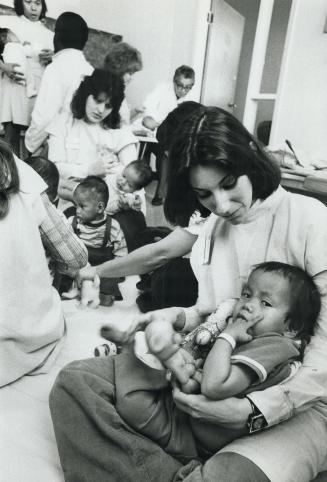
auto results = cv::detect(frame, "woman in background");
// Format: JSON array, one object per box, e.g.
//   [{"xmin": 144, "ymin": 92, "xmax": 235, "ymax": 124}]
[
  {"xmin": 50, "ymin": 107, "xmax": 327, "ymax": 482},
  {"xmin": 0, "ymin": 0, "xmax": 53, "ymax": 155},
  {"xmin": 0, "ymin": 139, "xmax": 87, "ymax": 387},
  {"xmin": 48, "ymin": 68, "xmax": 145, "ymax": 251},
  {"xmin": 103, "ymin": 41, "xmax": 143, "ymax": 126}
]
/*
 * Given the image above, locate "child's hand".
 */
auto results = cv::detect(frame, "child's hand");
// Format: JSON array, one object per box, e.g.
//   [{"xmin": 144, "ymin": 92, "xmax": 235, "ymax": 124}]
[
  {"xmin": 118, "ymin": 197, "xmax": 130, "ymax": 210},
  {"xmin": 130, "ymin": 194, "xmax": 142, "ymax": 211},
  {"xmin": 224, "ymin": 317, "xmax": 260, "ymax": 345}
]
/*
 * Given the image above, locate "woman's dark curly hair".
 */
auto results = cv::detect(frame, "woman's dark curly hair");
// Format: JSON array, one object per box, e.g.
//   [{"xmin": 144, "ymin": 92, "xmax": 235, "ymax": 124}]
[
  {"xmin": 14, "ymin": 0, "xmax": 48, "ymax": 20},
  {"xmin": 103, "ymin": 42, "xmax": 142, "ymax": 76},
  {"xmin": 71, "ymin": 69, "xmax": 125, "ymax": 129},
  {"xmin": 0, "ymin": 140, "xmax": 19, "ymax": 219},
  {"xmin": 164, "ymin": 106, "xmax": 281, "ymax": 226}
]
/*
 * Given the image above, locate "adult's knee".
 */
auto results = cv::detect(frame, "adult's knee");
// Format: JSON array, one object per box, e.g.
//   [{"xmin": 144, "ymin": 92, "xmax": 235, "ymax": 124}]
[{"xmin": 203, "ymin": 452, "xmax": 270, "ymax": 482}]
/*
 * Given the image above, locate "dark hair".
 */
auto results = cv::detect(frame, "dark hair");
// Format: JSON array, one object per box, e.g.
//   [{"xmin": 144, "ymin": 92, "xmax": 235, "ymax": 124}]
[
  {"xmin": 104, "ymin": 42, "xmax": 142, "ymax": 76},
  {"xmin": 71, "ymin": 69, "xmax": 124, "ymax": 129},
  {"xmin": 173, "ymin": 65, "xmax": 195, "ymax": 81},
  {"xmin": 0, "ymin": 140, "xmax": 20, "ymax": 219},
  {"xmin": 252, "ymin": 261, "xmax": 321, "ymax": 352},
  {"xmin": 75, "ymin": 176, "xmax": 109, "ymax": 206},
  {"xmin": 14, "ymin": 0, "xmax": 47, "ymax": 19},
  {"xmin": 164, "ymin": 106, "xmax": 281, "ymax": 226},
  {"xmin": 157, "ymin": 101, "xmax": 204, "ymax": 152},
  {"xmin": 25, "ymin": 156, "xmax": 59, "ymax": 203},
  {"xmin": 54, "ymin": 12, "xmax": 88, "ymax": 51},
  {"xmin": 125, "ymin": 160, "xmax": 152, "ymax": 189}
]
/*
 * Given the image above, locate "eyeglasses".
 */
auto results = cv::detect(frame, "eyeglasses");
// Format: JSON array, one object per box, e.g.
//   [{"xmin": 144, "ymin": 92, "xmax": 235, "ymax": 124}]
[{"xmin": 174, "ymin": 81, "xmax": 194, "ymax": 92}]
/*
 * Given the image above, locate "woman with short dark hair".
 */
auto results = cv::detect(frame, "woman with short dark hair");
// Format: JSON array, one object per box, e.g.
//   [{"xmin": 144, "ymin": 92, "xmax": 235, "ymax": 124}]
[{"xmin": 50, "ymin": 107, "xmax": 327, "ymax": 482}]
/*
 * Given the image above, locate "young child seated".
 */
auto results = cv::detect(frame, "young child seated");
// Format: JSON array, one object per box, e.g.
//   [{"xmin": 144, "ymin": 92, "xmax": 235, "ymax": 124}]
[
  {"xmin": 106, "ymin": 160, "xmax": 152, "ymax": 215},
  {"xmin": 112, "ymin": 262, "xmax": 321, "ymax": 461},
  {"xmin": 68, "ymin": 176, "xmax": 128, "ymax": 304}
]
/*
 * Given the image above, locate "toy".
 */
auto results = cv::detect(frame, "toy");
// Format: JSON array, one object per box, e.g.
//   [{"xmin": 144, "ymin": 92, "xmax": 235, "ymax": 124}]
[{"xmin": 62, "ymin": 275, "xmax": 101, "ymax": 309}]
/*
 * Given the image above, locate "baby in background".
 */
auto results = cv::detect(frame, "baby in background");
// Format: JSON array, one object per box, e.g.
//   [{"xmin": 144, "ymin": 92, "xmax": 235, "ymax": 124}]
[
  {"xmin": 111, "ymin": 261, "xmax": 320, "ymax": 459},
  {"xmin": 58, "ymin": 160, "xmax": 152, "ymax": 216},
  {"xmin": 105, "ymin": 160, "xmax": 152, "ymax": 215}
]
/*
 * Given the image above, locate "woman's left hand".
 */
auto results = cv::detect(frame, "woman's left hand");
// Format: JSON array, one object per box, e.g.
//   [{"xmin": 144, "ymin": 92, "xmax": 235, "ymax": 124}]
[
  {"xmin": 39, "ymin": 49, "xmax": 53, "ymax": 66},
  {"xmin": 172, "ymin": 384, "xmax": 251, "ymax": 430}
]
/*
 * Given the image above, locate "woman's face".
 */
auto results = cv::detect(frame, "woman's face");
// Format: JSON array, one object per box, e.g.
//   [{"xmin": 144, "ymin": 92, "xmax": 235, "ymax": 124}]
[
  {"xmin": 189, "ymin": 164, "xmax": 253, "ymax": 225},
  {"xmin": 22, "ymin": 0, "xmax": 42, "ymax": 22},
  {"xmin": 85, "ymin": 92, "xmax": 112, "ymax": 124}
]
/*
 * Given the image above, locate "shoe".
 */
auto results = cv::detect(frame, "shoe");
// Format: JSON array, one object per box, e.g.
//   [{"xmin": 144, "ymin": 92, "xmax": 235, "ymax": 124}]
[
  {"xmin": 94, "ymin": 342, "xmax": 121, "ymax": 357},
  {"xmin": 136, "ymin": 274, "xmax": 151, "ymax": 292},
  {"xmin": 151, "ymin": 195, "xmax": 163, "ymax": 206}
]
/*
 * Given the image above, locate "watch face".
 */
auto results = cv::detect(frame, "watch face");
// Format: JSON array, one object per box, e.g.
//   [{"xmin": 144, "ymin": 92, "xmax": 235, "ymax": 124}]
[{"xmin": 248, "ymin": 414, "xmax": 267, "ymax": 434}]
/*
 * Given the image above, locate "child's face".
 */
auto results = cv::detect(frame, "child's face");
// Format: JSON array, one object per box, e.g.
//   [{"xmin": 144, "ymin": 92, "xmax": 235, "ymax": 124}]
[
  {"xmin": 233, "ymin": 270, "xmax": 291, "ymax": 337},
  {"xmin": 85, "ymin": 92, "xmax": 112, "ymax": 124},
  {"xmin": 116, "ymin": 166, "xmax": 140, "ymax": 193},
  {"xmin": 74, "ymin": 189, "xmax": 103, "ymax": 223},
  {"xmin": 23, "ymin": 0, "xmax": 42, "ymax": 22}
]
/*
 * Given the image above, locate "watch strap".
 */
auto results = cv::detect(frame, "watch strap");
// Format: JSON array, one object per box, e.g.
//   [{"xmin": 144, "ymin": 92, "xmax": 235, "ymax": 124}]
[{"xmin": 245, "ymin": 396, "xmax": 268, "ymax": 434}]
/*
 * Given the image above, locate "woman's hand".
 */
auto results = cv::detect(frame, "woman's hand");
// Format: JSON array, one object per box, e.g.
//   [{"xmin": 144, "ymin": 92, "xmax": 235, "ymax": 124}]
[
  {"xmin": 1, "ymin": 62, "xmax": 25, "ymax": 82},
  {"xmin": 142, "ymin": 116, "xmax": 160, "ymax": 131},
  {"xmin": 172, "ymin": 384, "xmax": 251, "ymax": 430},
  {"xmin": 87, "ymin": 159, "xmax": 112, "ymax": 177},
  {"xmin": 137, "ymin": 307, "xmax": 186, "ymax": 331},
  {"xmin": 39, "ymin": 48, "xmax": 53, "ymax": 66},
  {"xmin": 76, "ymin": 264, "xmax": 97, "ymax": 287}
]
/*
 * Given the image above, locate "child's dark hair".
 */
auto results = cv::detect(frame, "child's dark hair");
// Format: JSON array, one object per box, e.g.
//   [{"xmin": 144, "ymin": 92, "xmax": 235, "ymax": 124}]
[
  {"xmin": 71, "ymin": 69, "xmax": 124, "ymax": 129},
  {"xmin": 75, "ymin": 176, "xmax": 109, "ymax": 206},
  {"xmin": 126, "ymin": 160, "xmax": 152, "ymax": 189},
  {"xmin": 25, "ymin": 156, "xmax": 59, "ymax": 203},
  {"xmin": 252, "ymin": 261, "xmax": 321, "ymax": 356},
  {"xmin": 0, "ymin": 140, "xmax": 19, "ymax": 219}
]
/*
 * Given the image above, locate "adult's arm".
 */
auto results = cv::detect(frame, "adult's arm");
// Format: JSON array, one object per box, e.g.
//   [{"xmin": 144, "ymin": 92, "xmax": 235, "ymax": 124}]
[
  {"xmin": 117, "ymin": 143, "xmax": 138, "ymax": 167},
  {"xmin": 25, "ymin": 65, "xmax": 65, "ymax": 153},
  {"xmin": 0, "ymin": 59, "xmax": 25, "ymax": 82},
  {"xmin": 39, "ymin": 193, "xmax": 88, "ymax": 276},
  {"xmin": 78, "ymin": 227, "xmax": 197, "ymax": 281}
]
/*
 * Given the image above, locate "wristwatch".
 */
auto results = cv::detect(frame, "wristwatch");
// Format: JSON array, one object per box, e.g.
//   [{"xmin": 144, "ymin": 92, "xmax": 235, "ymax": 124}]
[{"xmin": 245, "ymin": 396, "xmax": 268, "ymax": 434}]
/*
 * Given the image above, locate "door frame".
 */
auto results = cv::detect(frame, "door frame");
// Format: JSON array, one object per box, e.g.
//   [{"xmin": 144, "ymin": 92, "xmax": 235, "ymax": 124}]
[{"xmin": 192, "ymin": 0, "xmax": 294, "ymax": 135}]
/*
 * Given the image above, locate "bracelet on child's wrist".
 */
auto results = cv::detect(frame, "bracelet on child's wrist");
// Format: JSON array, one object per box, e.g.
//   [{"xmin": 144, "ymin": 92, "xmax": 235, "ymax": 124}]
[{"xmin": 217, "ymin": 332, "xmax": 236, "ymax": 350}]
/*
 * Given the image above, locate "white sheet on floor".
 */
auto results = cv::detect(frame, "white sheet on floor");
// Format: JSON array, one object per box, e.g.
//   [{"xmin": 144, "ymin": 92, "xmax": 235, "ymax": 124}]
[{"xmin": 0, "ymin": 276, "xmax": 140, "ymax": 482}]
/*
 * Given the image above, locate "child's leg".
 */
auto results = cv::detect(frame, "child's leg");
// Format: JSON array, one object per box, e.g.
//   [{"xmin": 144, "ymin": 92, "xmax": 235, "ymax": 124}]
[{"xmin": 115, "ymin": 348, "xmax": 198, "ymax": 462}]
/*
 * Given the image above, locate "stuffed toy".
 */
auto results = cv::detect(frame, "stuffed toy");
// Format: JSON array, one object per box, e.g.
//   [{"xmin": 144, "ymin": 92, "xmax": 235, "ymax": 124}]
[{"xmin": 62, "ymin": 275, "xmax": 101, "ymax": 309}]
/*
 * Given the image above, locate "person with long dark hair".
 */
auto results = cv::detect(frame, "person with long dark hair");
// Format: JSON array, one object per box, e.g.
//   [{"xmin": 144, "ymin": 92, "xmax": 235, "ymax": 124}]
[
  {"xmin": 50, "ymin": 107, "xmax": 327, "ymax": 482},
  {"xmin": 0, "ymin": 139, "xmax": 87, "ymax": 387}
]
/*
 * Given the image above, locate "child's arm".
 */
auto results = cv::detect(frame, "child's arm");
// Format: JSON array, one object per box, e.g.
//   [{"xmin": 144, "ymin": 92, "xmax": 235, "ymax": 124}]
[{"xmin": 201, "ymin": 318, "xmax": 258, "ymax": 400}]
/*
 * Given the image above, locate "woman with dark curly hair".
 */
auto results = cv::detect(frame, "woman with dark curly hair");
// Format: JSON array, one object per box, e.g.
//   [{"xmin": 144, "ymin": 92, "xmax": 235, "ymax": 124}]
[
  {"xmin": 0, "ymin": 0, "xmax": 53, "ymax": 154},
  {"xmin": 103, "ymin": 41, "xmax": 142, "ymax": 125},
  {"xmin": 47, "ymin": 68, "xmax": 138, "ymax": 191}
]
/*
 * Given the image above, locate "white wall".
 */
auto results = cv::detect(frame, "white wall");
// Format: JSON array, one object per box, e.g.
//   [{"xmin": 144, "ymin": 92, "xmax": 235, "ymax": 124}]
[
  {"xmin": 2, "ymin": 0, "xmax": 200, "ymax": 109},
  {"xmin": 271, "ymin": 0, "xmax": 327, "ymax": 159}
]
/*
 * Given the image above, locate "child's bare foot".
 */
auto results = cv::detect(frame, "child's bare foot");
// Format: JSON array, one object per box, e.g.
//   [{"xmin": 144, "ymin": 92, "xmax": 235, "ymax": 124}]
[{"xmin": 146, "ymin": 320, "xmax": 196, "ymax": 385}]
